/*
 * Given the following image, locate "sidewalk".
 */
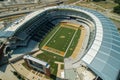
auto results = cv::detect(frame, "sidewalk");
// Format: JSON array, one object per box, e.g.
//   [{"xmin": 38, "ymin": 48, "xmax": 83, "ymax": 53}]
[
  {"xmin": 0, "ymin": 64, "xmax": 18, "ymax": 80},
  {"xmin": 55, "ymin": 61, "xmax": 64, "ymax": 79}
]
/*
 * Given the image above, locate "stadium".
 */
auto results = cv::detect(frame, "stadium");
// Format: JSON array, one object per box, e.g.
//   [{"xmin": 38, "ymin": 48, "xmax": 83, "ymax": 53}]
[{"xmin": 0, "ymin": 5, "xmax": 120, "ymax": 80}]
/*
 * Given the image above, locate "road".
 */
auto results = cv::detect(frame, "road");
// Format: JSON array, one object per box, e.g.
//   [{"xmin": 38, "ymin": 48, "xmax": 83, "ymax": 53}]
[{"xmin": 0, "ymin": 4, "xmax": 46, "ymax": 18}]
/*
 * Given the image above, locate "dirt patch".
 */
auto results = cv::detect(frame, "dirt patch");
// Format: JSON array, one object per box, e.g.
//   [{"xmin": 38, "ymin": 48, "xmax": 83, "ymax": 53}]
[{"xmin": 42, "ymin": 46, "xmax": 65, "ymax": 56}]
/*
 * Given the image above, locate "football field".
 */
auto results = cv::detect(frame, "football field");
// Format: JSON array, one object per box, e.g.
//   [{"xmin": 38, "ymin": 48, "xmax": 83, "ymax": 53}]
[{"xmin": 42, "ymin": 23, "xmax": 80, "ymax": 56}]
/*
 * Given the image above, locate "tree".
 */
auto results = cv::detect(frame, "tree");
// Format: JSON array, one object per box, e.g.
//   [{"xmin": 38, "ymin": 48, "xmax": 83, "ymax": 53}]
[
  {"xmin": 113, "ymin": 5, "xmax": 120, "ymax": 14},
  {"xmin": 114, "ymin": 0, "xmax": 120, "ymax": 5}
]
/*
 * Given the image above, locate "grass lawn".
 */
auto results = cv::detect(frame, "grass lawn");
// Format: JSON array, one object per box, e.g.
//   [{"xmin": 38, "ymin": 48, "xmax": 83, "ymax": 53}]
[
  {"xmin": 36, "ymin": 51, "xmax": 64, "ymax": 63},
  {"xmin": 61, "ymin": 64, "xmax": 64, "ymax": 69}
]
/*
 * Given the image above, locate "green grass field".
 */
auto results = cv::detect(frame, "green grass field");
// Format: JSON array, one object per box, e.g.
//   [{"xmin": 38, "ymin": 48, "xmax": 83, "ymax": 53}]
[
  {"xmin": 39, "ymin": 25, "xmax": 60, "ymax": 48},
  {"xmin": 65, "ymin": 29, "xmax": 81, "ymax": 57},
  {"xmin": 46, "ymin": 27, "xmax": 76, "ymax": 52}
]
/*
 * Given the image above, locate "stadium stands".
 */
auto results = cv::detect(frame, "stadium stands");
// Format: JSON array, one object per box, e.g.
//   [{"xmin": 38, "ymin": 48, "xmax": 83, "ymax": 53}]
[{"xmin": 0, "ymin": 5, "xmax": 120, "ymax": 80}]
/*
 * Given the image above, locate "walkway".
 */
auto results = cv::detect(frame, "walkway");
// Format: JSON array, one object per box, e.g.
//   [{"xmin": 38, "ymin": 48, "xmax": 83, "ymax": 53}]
[
  {"xmin": 0, "ymin": 64, "xmax": 18, "ymax": 80},
  {"xmin": 55, "ymin": 61, "xmax": 64, "ymax": 79}
]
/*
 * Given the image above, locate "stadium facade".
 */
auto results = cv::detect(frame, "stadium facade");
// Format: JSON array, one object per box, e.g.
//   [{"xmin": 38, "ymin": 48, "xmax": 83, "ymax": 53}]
[
  {"xmin": 0, "ymin": 5, "xmax": 120, "ymax": 80},
  {"xmin": 23, "ymin": 55, "xmax": 51, "ymax": 76}
]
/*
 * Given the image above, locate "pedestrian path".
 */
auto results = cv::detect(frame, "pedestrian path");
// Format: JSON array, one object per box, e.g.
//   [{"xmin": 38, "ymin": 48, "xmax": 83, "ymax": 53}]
[{"xmin": 55, "ymin": 61, "xmax": 64, "ymax": 79}]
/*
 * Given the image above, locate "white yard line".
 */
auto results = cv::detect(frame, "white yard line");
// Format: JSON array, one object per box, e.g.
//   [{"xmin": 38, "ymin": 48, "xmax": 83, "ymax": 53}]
[
  {"xmin": 64, "ymin": 29, "xmax": 78, "ymax": 56},
  {"xmin": 42, "ymin": 26, "xmax": 61, "ymax": 48}
]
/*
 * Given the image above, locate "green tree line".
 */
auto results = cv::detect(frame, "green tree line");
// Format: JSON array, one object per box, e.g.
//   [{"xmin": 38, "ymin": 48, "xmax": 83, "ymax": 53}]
[{"xmin": 114, "ymin": 0, "xmax": 120, "ymax": 14}]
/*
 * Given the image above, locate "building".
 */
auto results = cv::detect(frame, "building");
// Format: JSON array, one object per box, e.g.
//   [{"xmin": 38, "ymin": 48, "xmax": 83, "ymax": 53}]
[{"xmin": 23, "ymin": 55, "xmax": 51, "ymax": 76}]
